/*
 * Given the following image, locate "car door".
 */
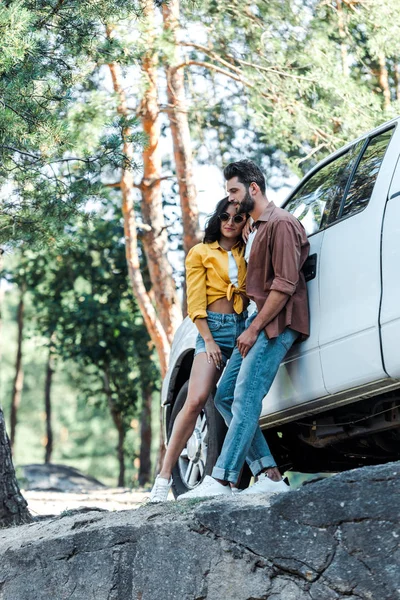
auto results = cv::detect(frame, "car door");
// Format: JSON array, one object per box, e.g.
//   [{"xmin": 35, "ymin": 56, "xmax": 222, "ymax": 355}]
[
  {"xmin": 379, "ymin": 130, "xmax": 400, "ymax": 378},
  {"xmin": 318, "ymin": 124, "xmax": 397, "ymax": 394},
  {"xmin": 261, "ymin": 146, "xmax": 363, "ymax": 417}
]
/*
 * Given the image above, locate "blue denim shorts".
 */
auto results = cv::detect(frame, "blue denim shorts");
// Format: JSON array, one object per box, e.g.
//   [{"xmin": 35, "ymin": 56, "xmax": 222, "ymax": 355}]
[{"xmin": 194, "ymin": 310, "xmax": 248, "ymax": 364}]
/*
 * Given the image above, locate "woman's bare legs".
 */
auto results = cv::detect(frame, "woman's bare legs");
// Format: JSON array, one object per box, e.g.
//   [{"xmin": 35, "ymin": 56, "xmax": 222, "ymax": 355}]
[{"xmin": 159, "ymin": 353, "xmax": 220, "ymax": 480}]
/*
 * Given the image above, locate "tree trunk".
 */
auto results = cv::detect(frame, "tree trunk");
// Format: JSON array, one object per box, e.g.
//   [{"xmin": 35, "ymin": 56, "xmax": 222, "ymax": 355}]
[
  {"xmin": 0, "ymin": 249, "xmax": 31, "ymax": 527},
  {"xmin": 107, "ymin": 31, "xmax": 172, "ymax": 377},
  {"xmin": 0, "ymin": 408, "xmax": 32, "ymax": 527},
  {"xmin": 44, "ymin": 339, "xmax": 55, "ymax": 464},
  {"xmin": 394, "ymin": 62, "xmax": 400, "ymax": 102},
  {"xmin": 138, "ymin": 0, "xmax": 183, "ymax": 342},
  {"xmin": 378, "ymin": 53, "xmax": 391, "ymax": 110},
  {"xmin": 336, "ymin": 0, "xmax": 349, "ymax": 77},
  {"xmin": 10, "ymin": 286, "xmax": 25, "ymax": 453},
  {"xmin": 0, "ymin": 249, "xmax": 3, "ymax": 369},
  {"xmin": 162, "ymin": 0, "xmax": 201, "ymax": 258},
  {"xmin": 104, "ymin": 370, "xmax": 125, "ymax": 487},
  {"xmin": 138, "ymin": 385, "xmax": 152, "ymax": 486}
]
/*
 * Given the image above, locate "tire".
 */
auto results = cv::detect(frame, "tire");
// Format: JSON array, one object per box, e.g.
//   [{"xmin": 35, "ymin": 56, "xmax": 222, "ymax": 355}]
[{"xmin": 167, "ymin": 381, "xmax": 226, "ymax": 498}]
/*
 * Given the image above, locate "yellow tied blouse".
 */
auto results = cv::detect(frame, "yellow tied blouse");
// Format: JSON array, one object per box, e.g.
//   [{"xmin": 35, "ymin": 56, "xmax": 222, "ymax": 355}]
[{"xmin": 185, "ymin": 240, "xmax": 247, "ymax": 322}]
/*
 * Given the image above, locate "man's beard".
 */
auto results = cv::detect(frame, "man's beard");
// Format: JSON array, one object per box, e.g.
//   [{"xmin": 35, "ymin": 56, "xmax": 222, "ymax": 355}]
[{"xmin": 239, "ymin": 189, "xmax": 255, "ymax": 213}]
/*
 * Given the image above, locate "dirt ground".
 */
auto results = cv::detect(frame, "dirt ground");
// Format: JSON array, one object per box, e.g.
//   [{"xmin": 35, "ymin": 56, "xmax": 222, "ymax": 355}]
[
  {"xmin": 20, "ymin": 464, "xmax": 323, "ymax": 517},
  {"xmin": 24, "ymin": 487, "xmax": 174, "ymax": 517}
]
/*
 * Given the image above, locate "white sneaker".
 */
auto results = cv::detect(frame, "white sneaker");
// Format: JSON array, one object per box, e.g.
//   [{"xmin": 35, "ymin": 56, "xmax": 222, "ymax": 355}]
[
  {"xmin": 149, "ymin": 475, "xmax": 172, "ymax": 503},
  {"xmin": 177, "ymin": 476, "xmax": 232, "ymax": 500},
  {"xmin": 241, "ymin": 473, "xmax": 290, "ymax": 495}
]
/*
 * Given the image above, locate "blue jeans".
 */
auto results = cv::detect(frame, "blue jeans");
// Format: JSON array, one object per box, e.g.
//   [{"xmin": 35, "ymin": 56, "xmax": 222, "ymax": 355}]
[
  {"xmin": 212, "ymin": 313, "xmax": 299, "ymax": 484},
  {"xmin": 195, "ymin": 311, "xmax": 247, "ymax": 364}
]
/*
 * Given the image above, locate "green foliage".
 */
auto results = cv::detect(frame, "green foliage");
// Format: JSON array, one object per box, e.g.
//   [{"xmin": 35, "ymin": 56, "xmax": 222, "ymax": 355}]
[
  {"xmin": 3, "ymin": 202, "xmax": 160, "ymax": 485},
  {"xmin": 180, "ymin": 0, "xmax": 400, "ymax": 174},
  {"xmin": 16, "ymin": 203, "xmax": 158, "ymax": 420},
  {"xmin": 2, "ymin": 0, "xmax": 400, "ymax": 489},
  {"xmin": 3, "ymin": 0, "xmax": 399, "ymax": 246},
  {"xmin": 0, "ymin": 0, "xmax": 144, "ymax": 246}
]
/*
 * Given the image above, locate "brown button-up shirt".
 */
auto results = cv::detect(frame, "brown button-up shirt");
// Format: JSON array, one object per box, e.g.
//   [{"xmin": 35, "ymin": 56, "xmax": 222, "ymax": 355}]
[{"xmin": 246, "ymin": 202, "xmax": 310, "ymax": 341}]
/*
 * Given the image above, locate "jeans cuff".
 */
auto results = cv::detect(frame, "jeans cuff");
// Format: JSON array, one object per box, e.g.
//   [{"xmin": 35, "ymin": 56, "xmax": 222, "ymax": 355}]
[
  {"xmin": 211, "ymin": 466, "xmax": 240, "ymax": 485},
  {"xmin": 249, "ymin": 456, "xmax": 277, "ymax": 476}
]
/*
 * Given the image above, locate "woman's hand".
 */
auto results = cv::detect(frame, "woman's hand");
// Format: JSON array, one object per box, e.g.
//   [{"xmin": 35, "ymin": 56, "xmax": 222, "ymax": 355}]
[
  {"xmin": 242, "ymin": 217, "xmax": 254, "ymax": 243},
  {"xmin": 205, "ymin": 339, "xmax": 223, "ymax": 370}
]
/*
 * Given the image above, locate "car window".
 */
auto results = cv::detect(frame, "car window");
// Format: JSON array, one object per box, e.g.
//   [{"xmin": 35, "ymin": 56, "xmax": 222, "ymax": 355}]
[
  {"xmin": 285, "ymin": 142, "xmax": 362, "ymax": 236},
  {"xmin": 340, "ymin": 128, "xmax": 394, "ymax": 219}
]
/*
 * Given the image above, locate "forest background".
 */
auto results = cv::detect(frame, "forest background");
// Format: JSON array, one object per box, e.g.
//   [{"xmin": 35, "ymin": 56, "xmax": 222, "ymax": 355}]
[{"xmin": 1, "ymin": 0, "xmax": 399, "ymax": 518}]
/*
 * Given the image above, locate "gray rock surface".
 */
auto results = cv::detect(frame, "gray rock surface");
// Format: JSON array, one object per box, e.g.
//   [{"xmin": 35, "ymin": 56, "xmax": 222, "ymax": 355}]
[
  {"xmin": 19, "ymin": 463, "xmax": 106, "ymax": 492},
  {"xmin": 1, "ymin": 461, "xmax": 399, "ymax": 600}
]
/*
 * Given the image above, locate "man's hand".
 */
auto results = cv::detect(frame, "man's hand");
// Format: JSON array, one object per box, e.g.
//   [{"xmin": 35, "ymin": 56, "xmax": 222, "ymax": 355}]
[{"xmin": 237, "ymin": 326, "xmax": 259, "ymax": 358}]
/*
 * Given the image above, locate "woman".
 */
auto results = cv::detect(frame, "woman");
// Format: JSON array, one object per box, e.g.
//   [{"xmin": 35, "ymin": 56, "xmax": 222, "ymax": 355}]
[{"xmin": 150, "ymin": 198, "xmax": 248, "ymax": 502}]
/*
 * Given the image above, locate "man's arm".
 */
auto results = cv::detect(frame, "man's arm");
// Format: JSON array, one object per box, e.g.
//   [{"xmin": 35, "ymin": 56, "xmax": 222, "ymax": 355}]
[
  {"xmin": 236, "ymin": 290, "xmax": 289, "ymax": 357},
  {"xmin": 237, "ymin": 219, "xmax": 302, "ymax": 358}
]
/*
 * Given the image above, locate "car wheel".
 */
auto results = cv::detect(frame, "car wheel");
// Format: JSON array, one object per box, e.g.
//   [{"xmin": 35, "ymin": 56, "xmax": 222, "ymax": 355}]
[{"xmin": 167, "ymin": 381, "xmax": 226, "ymax": 498}]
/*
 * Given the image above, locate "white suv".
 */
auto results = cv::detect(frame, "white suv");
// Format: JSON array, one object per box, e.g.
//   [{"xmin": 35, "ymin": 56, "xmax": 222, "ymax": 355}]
[{"xmin": 162, "ymin": 116, "xmax": 400, "ymax": 497}]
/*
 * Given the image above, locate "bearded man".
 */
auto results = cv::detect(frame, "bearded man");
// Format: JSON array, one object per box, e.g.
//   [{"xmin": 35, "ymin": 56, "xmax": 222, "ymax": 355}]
[{"xmin": 179, "ymin": 159, "xmax": 310, "ymax": 499}]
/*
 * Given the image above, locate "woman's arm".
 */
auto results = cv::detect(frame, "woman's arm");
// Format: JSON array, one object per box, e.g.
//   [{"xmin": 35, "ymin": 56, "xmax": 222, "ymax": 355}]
[
  {"xmin": 186, "ymin": 246, "xmax": 208, "ymax": 322},
  {"xmin": 186, "ymin": 246, "xmax": 222, "ymax": 369}
]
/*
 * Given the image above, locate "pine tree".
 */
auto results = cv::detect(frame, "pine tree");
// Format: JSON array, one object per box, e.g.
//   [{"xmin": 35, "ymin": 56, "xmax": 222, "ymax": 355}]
[
  {"xmin": 0, "ymin": 0, "xmax": 144, "ymax": 523},
  {"xmin": 17, "ymin": 203, "xmax": 159, "ymax": 486}
]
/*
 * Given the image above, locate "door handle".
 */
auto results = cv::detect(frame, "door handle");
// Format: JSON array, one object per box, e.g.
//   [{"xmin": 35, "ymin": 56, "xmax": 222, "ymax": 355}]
[{"xmin": 303, "ymin": 253, "xmax": 317, "ymax": 282}]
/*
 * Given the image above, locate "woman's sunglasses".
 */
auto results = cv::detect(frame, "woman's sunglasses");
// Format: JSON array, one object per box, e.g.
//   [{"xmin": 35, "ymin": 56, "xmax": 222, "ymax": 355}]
[{"xmin": 219, "ymin": 212, "xmax": 246, "ymax": 224}]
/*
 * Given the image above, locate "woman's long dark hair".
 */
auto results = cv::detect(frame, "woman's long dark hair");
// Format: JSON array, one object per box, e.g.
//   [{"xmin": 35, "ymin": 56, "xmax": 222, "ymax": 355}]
[{"xmin": 203, "ymin": 197, "xmax": 246, "ymax": 244}]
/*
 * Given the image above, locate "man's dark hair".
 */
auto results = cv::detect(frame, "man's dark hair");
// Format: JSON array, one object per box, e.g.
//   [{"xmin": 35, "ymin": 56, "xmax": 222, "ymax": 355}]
[
  {"xmin": 223, "ymin": 160, "xmax": 266, "ymax": 195},
  {"xmin": 203, "ymin": 197, "xmax": 246, "ymax": 244}
]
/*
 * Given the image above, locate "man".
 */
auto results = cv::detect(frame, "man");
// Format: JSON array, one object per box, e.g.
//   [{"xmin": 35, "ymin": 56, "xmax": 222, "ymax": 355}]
[{"xmin": 178, "ymin": 160, "xmax": 310, "ymax": 499}]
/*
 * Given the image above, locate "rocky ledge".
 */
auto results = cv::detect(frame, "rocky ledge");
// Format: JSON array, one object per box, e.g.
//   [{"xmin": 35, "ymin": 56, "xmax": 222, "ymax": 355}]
[{"xmin": 0, "ymin": 461, "xmax": 399, "ymax": 600}]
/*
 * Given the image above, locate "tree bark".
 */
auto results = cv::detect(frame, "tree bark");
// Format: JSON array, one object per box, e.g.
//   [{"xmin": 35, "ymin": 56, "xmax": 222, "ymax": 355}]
[
  {"xmin": 138, "ymin": 385, "xmax": 152, "ymax": 486},
  {"xmin": 10, "ymin": 286, "xmax": 25, "ymax": 453},
  {"xmin": 107, "ymin": 25, "xmax": 175, "ymax": 376},
  {"xmin": 0, "ymin": 408, "xmax": 32, "ymax": 528},
  {"xmin": 0, "ymin": 249, "xmax": 3, "ymax": 344},
  {"xmin": 0, "ymin": 249, "xmax": 31, "ymax": 528},
  {"xmin": 394, "ymin": 62, "xmax": 400, "ymax": 102},
  {"xmin": 336, "ymin": 0, "xmax": 349, "ymax": 77},
  {"xmin": 108, "ymin": 70, "xmax": 170, "ymax": 377},
  {"xmin": 138, "ymin": 1, "xmax": 183, "ymax": 342},
  {"xmin": 104, "ymin": 370, "xmax": 125, "ymax": 487},
  {"xmin": 44, "ymin": 339, "xmax": 55, "ymax": 464},
  {"xmin": 378, "ymin": 53, "xmax": 391, "ymax": 110},
  {"xmin": 162, "ymin": 0, "xmax": 201, "ymax": 257}
]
